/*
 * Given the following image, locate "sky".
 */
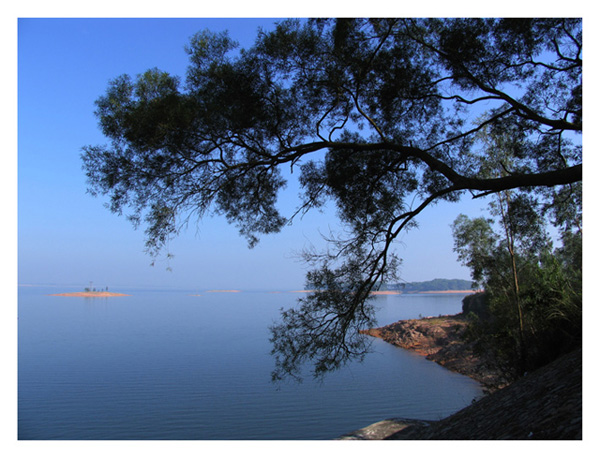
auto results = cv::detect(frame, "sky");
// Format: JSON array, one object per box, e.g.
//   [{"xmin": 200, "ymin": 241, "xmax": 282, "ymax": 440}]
[
  {"xmin": 14, "ymin": 9, "xmax": 595, "ymax": 292},
  {"xmin": 15, "ymin": 17, "xmax": 496, "ymax": 291}
]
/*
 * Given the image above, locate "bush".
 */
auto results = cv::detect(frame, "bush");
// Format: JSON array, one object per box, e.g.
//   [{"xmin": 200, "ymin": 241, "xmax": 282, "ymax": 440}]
[{"xmin": 463, "ymin": 252, "xmax": 581, "ymax": 381}]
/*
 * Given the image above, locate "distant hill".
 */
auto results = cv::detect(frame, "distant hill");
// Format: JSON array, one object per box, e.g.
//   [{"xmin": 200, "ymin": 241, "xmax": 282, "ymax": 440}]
[{"xmin": 386, "ymin": 278, "xmax": 473, "ymax": 292}]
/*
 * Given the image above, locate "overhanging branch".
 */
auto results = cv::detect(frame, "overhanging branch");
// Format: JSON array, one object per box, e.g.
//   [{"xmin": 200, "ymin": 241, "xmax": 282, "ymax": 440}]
[{"xmin": 316, "ymin": 141, "xmax": 582, "ymax": 193}]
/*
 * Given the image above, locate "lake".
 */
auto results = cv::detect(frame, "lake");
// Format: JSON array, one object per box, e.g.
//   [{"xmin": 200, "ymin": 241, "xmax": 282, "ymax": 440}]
[{"xmin": 18, "ymin": 287, "xmax": 483, "ymax": 440}]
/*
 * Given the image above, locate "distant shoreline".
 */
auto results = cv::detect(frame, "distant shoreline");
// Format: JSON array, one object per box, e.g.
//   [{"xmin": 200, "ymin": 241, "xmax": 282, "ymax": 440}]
[
  {"xmin": 372, "ymin": 290, "xmax": 478, "ymax": 295},
  {"xmin": 48, "ymin": 292, "xmax": 130, "ymax": 297},
  {"xmin": 415, "ymin": 290, "xmax": 479, "ymax": 294},
  {"xmin": 45, "ymin": 289, "xmax": 478, "ymax": 297},
  {"xmin": 285, "ymin": 290, "xmax": 477, "ymax": 295}
]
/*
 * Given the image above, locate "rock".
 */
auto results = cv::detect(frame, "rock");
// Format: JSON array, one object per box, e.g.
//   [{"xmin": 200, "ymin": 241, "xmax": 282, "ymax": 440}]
[
  {"xmin": 361, "ymin": 314, "xmax": 507, "ymax": 390},
  {"xmin": 337, "ymin": 419, "xmax": 432, "ymax": 440}
]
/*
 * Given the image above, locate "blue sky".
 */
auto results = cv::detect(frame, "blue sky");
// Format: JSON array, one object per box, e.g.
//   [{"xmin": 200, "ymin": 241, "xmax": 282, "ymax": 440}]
[{"xmin": 17, "ymin": 17, "xmax": 500, "ymax": 291}]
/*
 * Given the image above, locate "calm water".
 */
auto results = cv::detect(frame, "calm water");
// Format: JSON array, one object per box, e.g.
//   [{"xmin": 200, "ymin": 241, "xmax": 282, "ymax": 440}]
[{"xmin": 18, "ymin": 287, "xmax": 482, "ymax": 440}]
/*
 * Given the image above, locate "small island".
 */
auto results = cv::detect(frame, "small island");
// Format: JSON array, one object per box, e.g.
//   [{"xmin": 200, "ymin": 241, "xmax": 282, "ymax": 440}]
[
  {"xmin": 49, "ymin": 291, "xmax": 130, "ymax": 297},
  {"xmin": 48, "ymin": 283, "xmax": 129, "ymax": 297}
]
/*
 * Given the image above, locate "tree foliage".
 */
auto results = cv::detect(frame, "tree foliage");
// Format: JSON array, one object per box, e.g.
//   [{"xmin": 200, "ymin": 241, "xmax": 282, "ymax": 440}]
[
  {"xmin": 452, "ymin": 191, "xmax": 581, "ymax": 380},
  {"xmin": 82, "ymin": 18, "xmax": 582, "ymax": 380}
]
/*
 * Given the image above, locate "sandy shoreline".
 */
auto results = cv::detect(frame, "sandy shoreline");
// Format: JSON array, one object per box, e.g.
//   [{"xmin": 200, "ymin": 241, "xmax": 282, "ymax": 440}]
[{"xmin": 48, "ymin": 292, "xmax": 130, "ymax": 297}]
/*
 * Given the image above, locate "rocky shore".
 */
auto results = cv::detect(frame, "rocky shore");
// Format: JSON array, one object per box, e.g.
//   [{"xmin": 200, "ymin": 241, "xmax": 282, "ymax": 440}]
[
  {"xmin": 344, "ymin": 298, "xmax": 582, "ymax": 440},
  {"xmin": 339, "ymin": 347, "xmax": 582, "ymax": 440},
  {"xmin": 361, "ymin": 314, "xmax": 507, "ymax": 391}
]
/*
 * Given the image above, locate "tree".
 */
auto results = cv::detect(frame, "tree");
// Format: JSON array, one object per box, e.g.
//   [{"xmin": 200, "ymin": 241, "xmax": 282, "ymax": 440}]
[
  {"xmin": 452, "ymin": 108, "xmax": 581, "ymax": 378},
  {"xmin": 453, "ymin": 209, "xmax": 581, "ymax": 379},
  {"xmin": 82, "ymin": 18, "xmax": 582, "ymax": 380},
  {"xmin": 452, "ymin": 176, "xmax": 581, "ymax": 379},
  {"xmin": 455, "ymin": 122, "xmax": 559, "ymax": 372}
]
